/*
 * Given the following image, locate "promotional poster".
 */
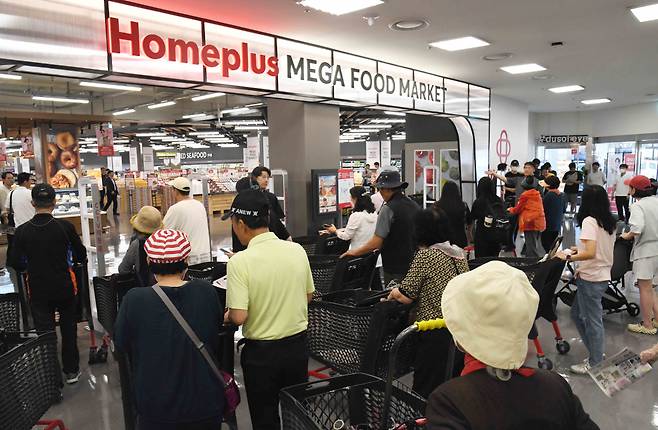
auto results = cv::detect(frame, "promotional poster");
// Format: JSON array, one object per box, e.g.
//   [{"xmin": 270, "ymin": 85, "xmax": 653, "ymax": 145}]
[
  {"xmin": 47, "ymin": 126, "xmax": 81, "ymax": 189},
  {"xmin": 414, "ymin": 150, "xmax": 434, "ymax": 193},
  {"xmin": 318, "ymin": 174, "xmax": 337, "ymax": 214}
]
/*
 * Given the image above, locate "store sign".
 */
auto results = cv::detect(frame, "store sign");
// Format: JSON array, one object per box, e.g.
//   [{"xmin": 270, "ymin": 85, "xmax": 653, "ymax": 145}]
[
  {"xmin": 539, "ymin": 135, "xmax": 589, "ymax": 144},
  {"xmin": 96, "ymin": 124, "xmax": 114, "ymax": 156},
  {"xmin": 180, "ymin": 150, "xmax": 213, "ymax": 160},
  {"xmin": 0, "ymin": 0, "xmax": 489, "ymax": 115}
]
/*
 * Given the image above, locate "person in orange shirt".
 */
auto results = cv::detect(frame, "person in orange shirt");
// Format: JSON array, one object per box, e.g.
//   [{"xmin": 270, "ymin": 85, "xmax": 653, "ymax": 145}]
[{"xmin": 508, "ymin": 177, "xmax": 547, "ymax": 258}]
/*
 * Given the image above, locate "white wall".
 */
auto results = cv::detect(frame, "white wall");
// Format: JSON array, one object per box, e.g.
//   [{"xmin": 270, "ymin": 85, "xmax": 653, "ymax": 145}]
[
  {"xmin": 489, "ymin": 94, "xmax": 531, "ymax": 167},
  {"xmin": 530, "ymin": 101, "xmax": 658, "ymax": 140}
]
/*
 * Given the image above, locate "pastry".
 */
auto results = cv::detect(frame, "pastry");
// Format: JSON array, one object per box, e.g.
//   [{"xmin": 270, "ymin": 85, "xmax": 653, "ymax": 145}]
[
  {"xmin": 60, "ymin": 150, "xmax": 79, "ymax": 169},
  {"xmin": 55, "ymin": 131, "xmax": 77, "ymax": 151},
  {"xmin": 47, "ymin": 143, "xmax": 59, "ymax": 163}
]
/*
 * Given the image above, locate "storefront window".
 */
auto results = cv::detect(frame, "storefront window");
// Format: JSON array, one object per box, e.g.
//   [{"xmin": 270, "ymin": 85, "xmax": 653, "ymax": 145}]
[{"xmin": 639, "ymin": 142, "xmax": 658, "ymax": 180}]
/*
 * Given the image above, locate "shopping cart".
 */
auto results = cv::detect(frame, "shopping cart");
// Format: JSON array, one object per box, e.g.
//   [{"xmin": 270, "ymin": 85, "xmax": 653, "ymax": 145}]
[
  {"xmin": 185, "ymin": 261, "xmax": 227, "ymax": 283},
  {"xmin": 282, "ymin": 319, "xmax": 450, "ymax": 430},
  {"xmin": 294, "ymin": 234, "xmax": 350, "ymax": 256},
  {"xmin": 0, "ymin": 331, "xmax": 67, "ymax": 430},
  {"xmin": 468, "ymin": 256, "xmax": 568, "ymax": 370},
  {"xmin": 309, "ymin": 253, "xmax": 379, "ymax": 298},
  {"xmin": 307, "ymin": 289, "xmax": 415, "ymax": 380},
  {"xmin": 0, "ymin": 292, "xmax": 20, "ymax": 331}
]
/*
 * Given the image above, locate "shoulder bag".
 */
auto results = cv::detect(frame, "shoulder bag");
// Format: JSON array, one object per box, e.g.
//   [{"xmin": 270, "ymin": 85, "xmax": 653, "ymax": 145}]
[
  {"xmin": 6, "ymin": 190, "xmax": 15, "ymax": 235},
  {"xmin": 151, "ymin": 285, "xmax": 240, "ymax": 418}
]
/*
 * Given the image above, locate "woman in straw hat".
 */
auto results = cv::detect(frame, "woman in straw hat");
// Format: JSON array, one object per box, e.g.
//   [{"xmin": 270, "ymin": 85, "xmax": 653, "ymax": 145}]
[
  {"xmin": 119, "ymin": 205, "xmax": 163, "ymax": 287},
  {"xmin": 426, "ymin": 261, "xmax": 599, "ymax": 430}
]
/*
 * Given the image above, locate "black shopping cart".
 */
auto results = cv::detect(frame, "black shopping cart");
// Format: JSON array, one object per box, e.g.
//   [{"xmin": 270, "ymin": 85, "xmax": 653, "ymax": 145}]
[
  {"xmin": 0, "ymin": 331, "xmax": 67, "ymax": 430},
  {"xmin": 307, "ymin": 289, "xmax": 414, "ymax": 380},
  {"xmin": 468, "ymin": 256, "xmax": 568, "ymax": 370},
  {"xmin": 185, "ymin": 261, "xmax": 227, "ymax": 283},
  {"xmin": 282, "ymin": 319, "xmax": 450, "ymax": 430},
  {"xmin": 309, "ymin": 253, "xmax": 379, "ymax": 298},
  {"xmin": 556, "ymin": 237, "xmax": 640, "ymax": 317},
  {"xmin": 294, "ymin": 234, "xmax": 350, "ymax": 256},
  {"xmin": 0, "ymin": 292, "xmax": 20, "ymax": 331}
]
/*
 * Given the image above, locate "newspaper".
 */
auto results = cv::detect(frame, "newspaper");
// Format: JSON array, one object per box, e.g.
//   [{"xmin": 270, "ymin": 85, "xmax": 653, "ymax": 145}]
[{"xmin": 588, "ymin": 348, "xmax": 652, "ymax": 397}]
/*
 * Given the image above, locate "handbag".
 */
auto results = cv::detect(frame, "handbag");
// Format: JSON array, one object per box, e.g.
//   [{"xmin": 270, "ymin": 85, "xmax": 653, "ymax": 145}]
[{"xmin": 151, "ymin": 285, "xmax": 241, "ymax": 418}]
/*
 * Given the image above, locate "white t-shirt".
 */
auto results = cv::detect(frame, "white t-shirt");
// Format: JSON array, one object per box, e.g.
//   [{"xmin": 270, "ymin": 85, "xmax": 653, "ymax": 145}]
[
  {"xmin": 0, "ymin": 183, "xmax": 12, "ymax": 213},
  {"xmin": 613, "ymin": 173, "xmax": 630, "ymax": 197},
  {"xmin": 629, "ymin": 196, "xmax": 658, "ymax": 261},
  {"xmin": 371, "ymin": 192, "xmax": 385, "ymax": 213},
  {"xmin": 586, "ymin": 170, "xmax": 606, "ymax": 187},
  {"xmin": 163, "ymin": 198, "xmax": 211, "ymax": 264},
  {"xmin": 5, "ymin": 186, "xmax": 35, "ymax": 228},
  {"xmin": 576, "ymin": 216, "xmax": 615, "ymax": 282},
  {"xmin": 335, "ymin": 211, "xmax": 378, "ymax": 250}
]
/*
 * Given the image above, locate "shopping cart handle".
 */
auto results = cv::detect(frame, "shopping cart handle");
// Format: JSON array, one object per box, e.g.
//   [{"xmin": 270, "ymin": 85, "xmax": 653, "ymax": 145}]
[{"xmin": 415, "ymin": 319, "xmax": 446, "ymax": 332}]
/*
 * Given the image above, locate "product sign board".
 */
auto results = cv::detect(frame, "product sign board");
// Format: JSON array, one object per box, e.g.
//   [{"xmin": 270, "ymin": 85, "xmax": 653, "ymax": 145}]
[
  {"xmin": 380, "ymin": 140, "xmax": 391, "ymax": 167},
  {"xmin": 245, "ymin": 137, "xmax": 260, "ymax": 170},
  {"xmin": 539, "ymin": 135, "xmax": 589, "ymax": 144},
  {"xmin": 21, "ymin": 136, "xmax": 34, "ymax": 158},
  {"xmin": 129, "ymin": 146, "xmax": 139, "ymax": 171},
  {"xmin": 142, "ymin": 146, "xmax": 155, "ymax": 172},
  {"xmin": 96, "ymin": 124, "xmax": 114, "ymax": 156},
  {"xmin": 0, "ymin": 143, "xmax": 6, "ymax": 162},
  {"xmin": 0, "ymin": 0, "xmax": 489, "ymax": 116},
  {"xmin": 337, "ymin": 169, "xmax": 355, "ymax": 209},
  {"xmin": 366, "ymin": 141, "xmax": 380, "ymax": 166}
]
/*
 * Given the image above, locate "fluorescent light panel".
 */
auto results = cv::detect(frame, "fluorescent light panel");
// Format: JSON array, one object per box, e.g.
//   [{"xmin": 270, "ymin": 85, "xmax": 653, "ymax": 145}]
[
  {"xmin": 113, "ymin": 108, "xmax": 136, "ymax": 116},
  {"xmin": 548, "ymin": 85, "xmax": 585, "ymax": 93},
  {"xmin": 298, "ymin": 0, "xmax": 383, "ymax": 16},
  {"xmin": 182, "ymin": 113, "xmax": 208, "ymax": 119},
  {"xmin": 500, "ymin": 63, "xmax": 547, "ymax": 74},
  {"xmin": 384, "ymin": 111, "xmax": 406, "ymax": 116},
  {"xmin": 221, "ymin": 107, "xmax": 251, "ymax": 115},
  {"xmin": 0, "ymin": 73, "xmax": 21, "ymax": 80},
  {"xmin": 219, "ymin": 143, "xmax": 240, "ymax": 148},
  {"xmin": 430, "ymin": 36, "xmax": 490, "ymax": 51},
  {"xmin": 147, "ymin": 101, "xmax": 176, "ymax": 109},
  {"xmin": 359, "ymin": 124, "xmax": 392, "ymax": 129},
  {"xmin": 135, "ymin": 132, "xmax": 167, "ymax": 137},
  {"xmin": 191, "ymin": 92, "xmax": 226, "ymax": 101},
  {"xmin": 631, "ymin": 3, "xmax": 658, "ymax": 22},
  {"xmin": 222, "ymin": 120, "xmax": 265, "ymax": 126},
  {"xmin": 32, "ymin": 95, "xmax": 89, "ymax": 104},
  {"xmin": 189, "ymin": 132, "xmax": 224, "ymax": 137},
  {"xmin": 80, "ymin": 81, "xmax": 141, "ymax": 91},
  {"xmin": 581, "ymin": 98, "xmax": 611, "ymax": 105},
  {"xmin": 370, "ymin": 118, "xmax": 406, "ymax": 124},
  {"xmin": 234, "ymin": 126, "xmax": 268, "ymax": 131}
]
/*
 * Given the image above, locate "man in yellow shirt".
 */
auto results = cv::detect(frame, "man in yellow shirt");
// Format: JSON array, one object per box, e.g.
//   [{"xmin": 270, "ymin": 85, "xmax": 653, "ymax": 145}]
[{"xmin": 224, "ymin": 189, "xmax": 314, "ymax": 430}]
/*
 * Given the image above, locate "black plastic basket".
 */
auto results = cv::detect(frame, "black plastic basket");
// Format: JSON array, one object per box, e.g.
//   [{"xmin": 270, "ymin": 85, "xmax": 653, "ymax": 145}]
[
  {"xmin": 185, "ymin": 262, "xmax": 227, "ymax": 283},
  {"xmin": 308, "ymin": 290, "xmax": 415, "ymax": 378},
  {"xmin": 309, "ymin": 255, "xmax": 341, "ymax": 297},
  {"xmin": 0, "ymin": 332, "xmax": 62, "ymax": 430},
  {"xmin": 0, "ymin": 293, "xmax": 20, "ymax": 332},
  {"xmin": 281, "ymin": 373, "xmax": 425, "ymax": 430},
  {"xmin": 93, "ymin": 273, "xmax": 137, "ymax": 337},
  {"xmin": 319, "ymin": 235, "xmax": 350, "ymax": 255},
  {"xmin": 294, "ymin": 236, "xmax": 319, "ymax": 255}
]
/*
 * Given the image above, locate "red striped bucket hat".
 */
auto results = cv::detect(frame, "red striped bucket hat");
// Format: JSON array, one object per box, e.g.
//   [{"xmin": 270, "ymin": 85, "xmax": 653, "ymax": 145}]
[{"xmin": 144, "ymin": 229, "xmax": 191, "ymax": 263}]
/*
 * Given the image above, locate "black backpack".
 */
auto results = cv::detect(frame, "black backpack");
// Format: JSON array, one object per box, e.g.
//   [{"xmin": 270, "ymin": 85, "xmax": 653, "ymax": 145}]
[{"xmin": 483, "ymin": 200, "xmax": 511, "ymax": 246}]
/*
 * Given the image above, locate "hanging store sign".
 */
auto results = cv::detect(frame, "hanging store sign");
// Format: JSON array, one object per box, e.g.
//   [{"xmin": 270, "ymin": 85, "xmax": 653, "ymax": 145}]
[
  {"xmin": 96, "ymin": 124, "xmax": 114, "ymax": 156},
  {"xmin": 539, "ymin": 135, "xmax": 589, "ymax": 144},
  {"xmin": 0, "ymin": 0, "xmax": 490, "ymax": 116}
]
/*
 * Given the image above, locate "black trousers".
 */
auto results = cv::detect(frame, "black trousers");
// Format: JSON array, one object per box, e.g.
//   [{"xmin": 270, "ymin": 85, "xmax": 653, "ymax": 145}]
[
  {"xmin": 241, "ymin": 331, "xmax": 308, "ymax": 430},
  {"xmin": 615, "ymin": 196, "xmax": 630, "ymax": 222},
  {"xmin": 541, "ymin": 230, "xmax": 560, "ymax": 255},
  {"xmin": 413, "ymin": 330, "xmax": 464, "ymax": 399},
  {"xmin": 103, "ymin": 191, "xmax": 118, "ymax": 214},
  {"xmin": 138, "ymin": 416, "xmax": 222, "ymax": 430},
  {"xmin": 99, "ymin": 189, "xmax": 106, "ymax": 208},
  {"xmin": 31, "ymin": 296, "xmax": 80, "ymax": 374}
]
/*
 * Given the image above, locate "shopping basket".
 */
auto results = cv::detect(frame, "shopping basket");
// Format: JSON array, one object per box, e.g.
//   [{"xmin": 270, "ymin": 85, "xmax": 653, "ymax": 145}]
[
  {"xmin": 309, "ymin": 254, "xmax": 379, "ymax": 298},
  {"xmin": 0, "ymin": 292, "xmax": 20, "ymax": 331},
  {"xmin": 282, "ymin": 319, "xmax": 449, "ymax": 430},
  {"xmin": 308, "ymin": 289, "xmax": 415, "ymax": 379},
  {"xmin": 0, "ymin": 331, "xmax": 67, "ymax": 430},
  {"xmin": 468, "ymin": 256, "xmax": 568, "ymax": 369},
  {"xmin": 185, "ymin": 261, "xmax": 227, "ymax": 283},
  {"xmin": 294, "ymin": 234, "xmax": 350, "ymax": 256},
  {"xmin": 93, "ymin": 273, "xmax": 138, "ymax": 337}
]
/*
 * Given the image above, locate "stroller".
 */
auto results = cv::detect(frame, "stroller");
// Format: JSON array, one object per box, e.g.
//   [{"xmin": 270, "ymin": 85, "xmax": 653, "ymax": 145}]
[{"xmin": 556, "ymin": 237, "xmax": 640, "ymax": 316}]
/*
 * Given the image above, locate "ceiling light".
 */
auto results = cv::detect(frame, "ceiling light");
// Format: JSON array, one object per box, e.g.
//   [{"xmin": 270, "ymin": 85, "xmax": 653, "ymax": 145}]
[
  {"xmin": 113, "ymin": 108, "xmax": 136, "ymax": 116},
  {"xmin": 222, "ymin": 120, "xmax": 265, "ymax": 126},
  {"xmin": 221, "ymin": 107, "xmax": 252, "ymax": 115},
  {"xmin": 631, "ymin": 3, "xmax": 658, "ymax": 22},
  {"xmin": 384, "ymin": 111, "xmax": 406, "ymax": 116},
  {"xmin": 79, "ymin": 81, "xmax": 141, "ymax": 91},
  {"xmin": 244, "ymin": 102, "xmax": 264, "ymax": 108},
  {"xmin": 234, "ymin": 126, "xmax": 268, "ymax": 131},
  {"xmin": 0, "ymin": 73, "xmax": 21, "ymax": 80},
  {"xmin": 135, "ymin": 132, "xmax": 167, "ymax": 137},
  {"xmin": 113, "ymin": 139, "xmax": 129, "ymax": 144},
  {"xmin": 189, "ymin": 132, "xmax": 224, "ymax": 137},
  {"xmin": 191, "ymin": 92, "xmax": 226, "ymax": 101},
  {"xmin": 151, "ymin": 144, "xmax": 175, "ymax": 150},
  {"xmin": 548, "ymin": 85, "xmax": 585, "ymax": 94},
  {"xmin": 159, "ymin": 137, "xmax": 180, "ymax": 142},
  {"xmin": 358, "ymin": 124, "xmax": 392, "ymax": 129},
  {"xmin": 370, "ymin": 118, "xmax": 406, "ymax": 123},
  {"xmin": 147, "ymin": 101, "xmax": 176, "ymax": 109},
  {"xmin": 32, "ymin": 95, "xmax": 89, "ymax": 104},
  {"xmin": 219, "ymin": 143, "xmax": 240, "ymax": 148},
  {"xmin": 581, "ymin": 98, "xmax": 611, "ymax": 105},
  {"xmin": 430, "ymin": 36, "xmax": 489, "ymax": 52},
  {"xmin": 182, "ymin": 113, "xmax": 209, "ymax": 119},
  {"xmin": 391, "ymin": 135, "xmax": 406, "ymax": 140},
  {"xmin": 500, "ymin": 63, "xmax": 547, "ymax": 74},
  {"xmin": 482, "ymin": 53, "xmax": 513, "ymax": 61},
  {"xmin": 207, "ymin": 138, "xmax": 234, "ymax": 143},
  {"xmin": 389, "ymin": 19, "xmax": 429, "ymax": 31},
  {"xmin": 297, "ymin": 0, "xmax": 384, "ymax": 16}
]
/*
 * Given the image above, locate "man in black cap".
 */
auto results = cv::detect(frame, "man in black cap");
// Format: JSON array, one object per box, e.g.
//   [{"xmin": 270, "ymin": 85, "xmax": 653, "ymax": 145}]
[
  {"xmin": 342, "ymin": 170, "xmax": 419, "ymax": 285},
  {"xmin": 504, "ymin": 160, "xmax": 524, "ymax": 204},
  {"xmin": 10, "ymin": 184, "xmax": 87, "ymax": 384}
]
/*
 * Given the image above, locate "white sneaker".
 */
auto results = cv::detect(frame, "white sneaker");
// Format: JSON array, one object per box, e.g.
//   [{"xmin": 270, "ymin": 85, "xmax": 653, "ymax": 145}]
[
  {"xmin": 570, "ymin": 359, "xmax": 590, "ymax": 375},
  {"xmin": 65, "ymin": 371, "xmax": 82, "ymax": 384}
]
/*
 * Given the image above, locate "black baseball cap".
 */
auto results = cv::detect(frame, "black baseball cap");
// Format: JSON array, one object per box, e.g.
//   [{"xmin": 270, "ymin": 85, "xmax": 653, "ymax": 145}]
[
  {"xmin": 221, "ymin": 189, "xmax": 269, "ymax": 220},
  {"xmin": 510, "ymin": 160, "xmax": 519, "ymax": 167},
  {"xmin": 32, "ymin": 183, "xmax": 56, "ymax": 204}
]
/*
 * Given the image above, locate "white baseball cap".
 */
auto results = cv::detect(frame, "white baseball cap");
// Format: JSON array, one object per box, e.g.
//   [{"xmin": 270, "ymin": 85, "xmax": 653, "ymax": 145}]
[
  {"xmin": 441, "ymin": 260, "xmax": 539, "ymax": 370},
  {"xmin": 168, "ymin": 177, "xmax": 191, "ymax": 192}
]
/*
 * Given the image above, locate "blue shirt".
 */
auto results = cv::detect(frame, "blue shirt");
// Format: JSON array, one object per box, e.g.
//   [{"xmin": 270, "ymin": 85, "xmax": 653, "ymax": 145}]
[{"xmin": 543, "ymin": 190, "xmax": 566, "ymax": 232}]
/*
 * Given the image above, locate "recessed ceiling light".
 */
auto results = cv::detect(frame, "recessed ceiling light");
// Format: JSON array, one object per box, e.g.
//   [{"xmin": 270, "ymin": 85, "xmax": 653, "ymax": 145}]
[
  {"xmin": 631, "ymin": 3, "xmax": 658, "ymax": 22},
  {"xmin": 297, "ymin": 0, "xmax": 384, "ymax": 16},
  {"xmin": 182, "ymin": 113, "xmax": 208, "ymax": 119},
  {"xmin": 370, "ymin": 118, "xmax": 406, "ymax": 123},
  {"xmin": 384, "ymin": 111, "xmax": 406, "ymax": 116},
  {"xmin": 389, "ymin": 19, "xmax": 429, "ymax": 31},
  {"xmin": 189, "ymin": 131, "xmax": 224, "ymax": 136},
  {"xmin": 500, "ymin": 63, "xmax": 547, "ymax": 74},
  {"xmin": 80, "ymin": 81, "xmax": 142, "ymax": 91},
  {"xmin": 0, "ymin": 73, "xmax": 22, "ymax": 80},
  {"xmin": 430, "ymin": 36, "xmax": 490, "ymax": 51},
  {"xmin": 135, "ymin": 132, "xmax": 167, "ymax": 137},
  {"xmin": 221, "ymin": 107, "xmax": 252, "ymax": 115},
  {"xmin": 581, "ymin": 98, "xmax": 611, "ymax": 105},
  {"xmin": 147, "ymin": 101, "xmax": 176, "ymax": 109},
  {"xmin": 548, "ymin": 85, "xmax": 585, "ymax": 94},
  {"xmin": 113, "ymin": 108, "xmax": 136, "ymax": 116},
  {"xmin": 532, "ymin": 74, "xmax": 553, "ymax": 80},
  {"xmin": 191, "ymin": 92, "xmax": 226, "ymax": 102},
  {"xmin": 234, "ymin": 126, "xmax": 268, "ymax": 131},
  {"xmin": 32, "ymin": 95, "xmax": 89, "ymax": 104},
  {"xmin": 482, "ymin": 53, "xmax": 513, "ymax": 61}
]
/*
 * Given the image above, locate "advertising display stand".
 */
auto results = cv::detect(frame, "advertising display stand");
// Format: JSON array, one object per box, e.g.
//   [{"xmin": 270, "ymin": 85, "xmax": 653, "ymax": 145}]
[
  {"xmin": 422, "ymin": 165, "xmax": 439, "ymax": 208},
  {"xmin": 311, "ymin": 169, "xmax": 339, "ymax": 234}
]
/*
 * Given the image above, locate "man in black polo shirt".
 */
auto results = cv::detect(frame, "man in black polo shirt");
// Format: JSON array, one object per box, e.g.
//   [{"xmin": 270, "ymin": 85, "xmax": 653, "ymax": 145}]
[
  {"xmin": 10, "ymin": 184, "xmax": 87, "ymax": 384},
  {"xmin": 342, "ymin": 170, "xmax": 419, "ymax": 285}
]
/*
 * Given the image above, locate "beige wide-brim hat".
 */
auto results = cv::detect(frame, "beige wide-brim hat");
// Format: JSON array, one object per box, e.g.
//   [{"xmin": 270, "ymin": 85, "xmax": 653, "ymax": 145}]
[
  {"xmin": 441, "ymin": 260, "xmax": 539, "ymax": 370},
  {"xmin": 130, "ymin": 206, "xmax": 163, "ymax": 235}
]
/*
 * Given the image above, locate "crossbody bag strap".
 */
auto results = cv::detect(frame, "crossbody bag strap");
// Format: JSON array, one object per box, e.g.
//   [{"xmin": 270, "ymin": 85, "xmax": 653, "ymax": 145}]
[{"xmin": 151, "ymin": 285, "xmax": 226, "ymax": 386}]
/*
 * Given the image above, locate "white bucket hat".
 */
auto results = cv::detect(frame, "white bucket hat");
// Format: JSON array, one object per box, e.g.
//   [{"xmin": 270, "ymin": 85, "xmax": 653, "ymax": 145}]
[{"xmin": 441, "ymin": 260, "xmax": 539, "ymax": 370}]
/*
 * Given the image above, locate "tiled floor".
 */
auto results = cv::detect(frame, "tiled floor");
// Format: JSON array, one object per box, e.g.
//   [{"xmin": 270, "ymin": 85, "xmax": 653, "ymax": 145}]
[{"xmin": 4, "ymin": 213, "xmax": 658, "ymax": 429}]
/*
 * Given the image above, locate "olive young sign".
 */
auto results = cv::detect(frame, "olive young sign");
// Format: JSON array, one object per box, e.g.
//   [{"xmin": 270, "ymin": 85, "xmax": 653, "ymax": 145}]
[{"xmin": 0, "ymin": 0, "xmax": 489, "ymax": 116}]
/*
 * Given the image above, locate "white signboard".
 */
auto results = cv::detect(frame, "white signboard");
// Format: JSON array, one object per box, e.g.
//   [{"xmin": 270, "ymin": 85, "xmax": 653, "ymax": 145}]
[
  {"xmin": 142, "ymin": 147, "xmax": 155, "ymax": 172},
  {"xmin": 245, "ymin": 137, "xmax": 260, "ymax": 170},
  {"xmin": 381, "ymin": 140, "xmax": 391, "ymax": 167},
  {"xmin": 366, "ymin": 141, "xmax": 380, "ymax": 166},
  {"xmin": 129, "ymin": 146, "xmax": 139, "ymax": 171}
]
